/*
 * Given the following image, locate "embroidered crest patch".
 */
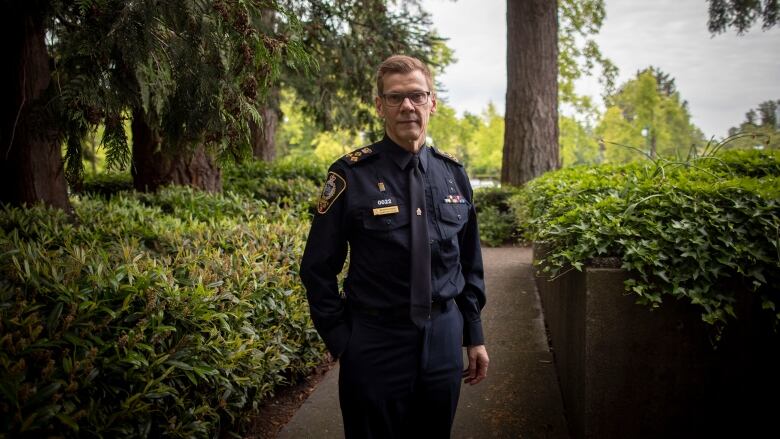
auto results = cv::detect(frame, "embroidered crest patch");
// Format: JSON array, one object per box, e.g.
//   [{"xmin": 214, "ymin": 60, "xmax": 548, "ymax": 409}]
[{"xmin": 317, "ymin": 172, "xmax": 347, "ymax": 214}]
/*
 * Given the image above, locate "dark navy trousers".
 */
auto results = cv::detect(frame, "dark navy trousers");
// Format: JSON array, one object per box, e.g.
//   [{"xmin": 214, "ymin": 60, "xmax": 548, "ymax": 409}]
[{"xmin": 338, "ymin": 300, "xmax": 464, "ymax": 439}]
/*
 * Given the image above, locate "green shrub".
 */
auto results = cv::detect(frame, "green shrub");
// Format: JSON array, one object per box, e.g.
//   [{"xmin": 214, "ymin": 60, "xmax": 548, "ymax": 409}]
[
  {"xmin": 476, "ymin": 205, "xmax": 516, "ymax": 247},
  {"xmin": 266, "ymin": 156, "xmax": 329, "ymax": 183},
  {"xmin": 521, "ymin": 149, "xmax": 780, "ymax": 330},
  {"xmin": 473, "ymin": 185, "xmax": 523, "ymax": 247},
  {"xmin": 71, "ymin": 157, "xmax": 327, "ymax": 206},
  {"xmin": 0, "ymin": 187, "xmax": 324, "ymax": 438},
  {"xmin": 222, "ymin": 157, "xmax": 325, "ymax": 210},
  {"xmin": 699, "ymin": 149, "xmax": 780, "ymax": 177},
  {"xmin": 76, "ymin": 172, "xmax": 134, "ymax": 199}
]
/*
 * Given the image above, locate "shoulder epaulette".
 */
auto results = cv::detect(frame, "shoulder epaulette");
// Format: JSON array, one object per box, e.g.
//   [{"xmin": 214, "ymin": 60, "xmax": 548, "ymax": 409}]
[
  {"xmin": 431, "ymin": 147, "xmax": 463, "ymax": 166},
  {"xmin": 340, "ymin": 146, "xmax": 378, "ymax": 166}
]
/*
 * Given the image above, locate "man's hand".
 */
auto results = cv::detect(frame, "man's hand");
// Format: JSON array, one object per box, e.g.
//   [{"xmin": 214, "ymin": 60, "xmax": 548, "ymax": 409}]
[{"xmin": 462, "ymin": 344, "xmax": 489, "ymax": 385}]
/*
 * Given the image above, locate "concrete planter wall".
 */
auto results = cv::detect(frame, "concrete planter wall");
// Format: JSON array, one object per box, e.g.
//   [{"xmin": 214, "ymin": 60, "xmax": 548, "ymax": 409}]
[{"xmin": 532, "ymin": 245, "xmax": 780, "ymax": 439}]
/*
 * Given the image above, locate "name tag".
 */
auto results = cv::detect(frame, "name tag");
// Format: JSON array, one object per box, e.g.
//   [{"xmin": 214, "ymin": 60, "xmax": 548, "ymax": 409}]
[{"xmin": 373, "ymin": 206, "xmax": 400, "ymax": 216}]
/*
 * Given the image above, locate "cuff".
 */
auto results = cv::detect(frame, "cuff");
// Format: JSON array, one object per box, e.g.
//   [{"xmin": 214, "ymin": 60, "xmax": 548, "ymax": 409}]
[
  {"xmin": 323, "ymin": 322, "xmax": 351, "ymax": 359},
  {"xmin": 462, "ymin": 319, "xmax": 484, "ymax": 346}
]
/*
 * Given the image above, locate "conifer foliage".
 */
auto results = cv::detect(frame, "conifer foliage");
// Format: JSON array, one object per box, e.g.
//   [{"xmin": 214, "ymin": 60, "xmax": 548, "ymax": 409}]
[
  {"xmin": 708, "ymin": 0, "xmax": 779, "ymax": 34},
  {"xmin": 251, "ymin": 0, "xmax": 448, "ymax": 160},
  {"xmin": 1, "ymin": 0, "xmax": 314, "ymax": 205},
  {"xmin": 1, "ymin": 1, "xmax": 445, "ymax": 204},
  {"xmin": 51, "ymin": 0, "xmax": 313, "ymax": 192}
]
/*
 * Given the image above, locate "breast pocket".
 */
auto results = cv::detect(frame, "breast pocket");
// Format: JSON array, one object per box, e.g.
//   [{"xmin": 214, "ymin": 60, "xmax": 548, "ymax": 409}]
[{"xmin": 438, "ymin": 203, "xmax": 469, "ymax": 239}]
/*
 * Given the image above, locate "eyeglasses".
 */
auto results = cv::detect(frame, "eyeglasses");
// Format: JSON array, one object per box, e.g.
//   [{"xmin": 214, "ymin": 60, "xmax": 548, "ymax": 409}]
[{"xmin": 380, "ymin": 91, "xmax": 431, "ymax": 107}]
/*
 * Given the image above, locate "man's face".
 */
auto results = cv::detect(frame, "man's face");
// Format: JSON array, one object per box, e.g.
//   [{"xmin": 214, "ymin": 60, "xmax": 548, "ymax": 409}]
[{"xmin": 375, "ymin": 70, "xmax": 436, "ymax": 152}]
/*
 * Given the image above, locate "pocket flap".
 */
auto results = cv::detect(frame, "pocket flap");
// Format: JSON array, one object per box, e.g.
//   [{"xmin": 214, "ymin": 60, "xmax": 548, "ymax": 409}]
[{"xmin": 439, "ymin": 203, "xmax": 469, "ymax": 224}]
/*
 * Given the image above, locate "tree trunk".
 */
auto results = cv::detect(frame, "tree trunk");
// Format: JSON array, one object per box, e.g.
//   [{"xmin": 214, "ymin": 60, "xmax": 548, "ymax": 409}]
[
  {"xmin": 250, "ymin": 9, "xmax": 280, "ymax": 162},
  {"xmin": 131, "ymin": 109, "xmax": 222, "ymax": 193},
  {"xmin": 0, "ymin": 4, "xmax": 71, "ymax": 210},
  {"xmin": 250, "ymin": 90, "xmax": 281, "ymax": 161},
  {"xmin": 649, "ymin": 130, "xmax": 657, "ymax": 159},
  {"xmin": 88, "ymin": 134, "xmax": 98, "ymax": 174},
  {"xmin": 502, "ymin": 0, "xmax": 560, "ymax": 186}
]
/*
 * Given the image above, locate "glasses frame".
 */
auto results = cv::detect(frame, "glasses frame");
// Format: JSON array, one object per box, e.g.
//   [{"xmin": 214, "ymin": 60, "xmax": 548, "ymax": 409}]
[{"xmin": 380, "ymin": 91, "xmax": 432, "ymax": 107}]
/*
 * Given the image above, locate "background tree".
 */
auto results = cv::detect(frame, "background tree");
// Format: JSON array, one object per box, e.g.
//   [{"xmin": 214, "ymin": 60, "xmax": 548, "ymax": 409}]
[
  {"xmin": 558, "ymin": 0, "xmax": 617, "ymax": 113},
  {"xmin": 253, "ymin": 0, "xmax": 451, "ymax": 161},
  {"xmin": 467, "ymin": 103, "xmax": 505, "ymax": 177},
  {"xmin": 503, "ymin": 0, "xmax": 616, "ymax": 185},
  {"xmin": 560, "ymin": 116, "xmax": 601, "ymax": 166},
  {"xmin": 595, "ymin": 68, "xmax": 705, "ymax": 163},
  {"xmin": 725, "ymin": 99, "xmax": 780, "ymax": 150},
  {"xmin": 502, "ymin": 0, "xmax": 559, "ymax": 186},
  {"xmin": 52, "ymin": 0, "xmax": 312, "ymax": 193},
  {"xmin": 427, "ymin": 101, "xmax": 475, "ymax": 165},
  {"xmin": 427, "ymin": 101, "xmax": 503, "ymax": 177},
  {"xmin": 250, "ymin": 8, "xmax": 283, "ymax": 161},
  {"xmin": 0, "ymin": 1, "xmax": 71, "ymax": 209},
  {"xmin": 0, "ymin": 0, "xmax": 313, "ymax": 205},
  {"xmin": 706, "ymin": 2, "xmax": 778, "ymax": 150},
  {"xmin": 275, "ymin": 89, "xmax": 322, "ymax": 158},
  {"xmin": 707, "ymin": 0, "xmax": 779, "ymax": 34}
]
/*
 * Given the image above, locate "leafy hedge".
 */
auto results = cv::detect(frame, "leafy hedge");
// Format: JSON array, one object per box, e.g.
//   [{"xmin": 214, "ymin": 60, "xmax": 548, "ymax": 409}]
[
  {"xmin": 77, "ymin": 155, "xmax": 328, "ymax": 209},
  {"xmin": 519, "ymin": 150, "xmax": 780, "ymax": 330},
  {"xmin": 473, "ymin": 186, "xmax": 523, "ymax": 247},
  {"xmin": 0, "ymin": 183, "xmax": 324, "ymax": 437},
  {"xmin": 222, "ymin": 156, "xmax": 326, "ymax": 210},
  {"xmin": 78, "ymin": 172, "xmax": 134, "ymax": 199}
]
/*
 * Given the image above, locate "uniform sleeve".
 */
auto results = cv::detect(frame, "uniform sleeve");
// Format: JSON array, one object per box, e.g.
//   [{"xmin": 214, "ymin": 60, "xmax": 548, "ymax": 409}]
[
  {"xmin": 300, "ymin": 163, "xmax": 351, "ymax": 357},
  {"xmin": 453, "ymin": 168, "xmax": 487, "ymax": 346}
]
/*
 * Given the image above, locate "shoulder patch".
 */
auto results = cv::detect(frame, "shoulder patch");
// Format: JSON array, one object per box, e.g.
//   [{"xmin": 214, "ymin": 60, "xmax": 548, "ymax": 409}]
[
  {"xmin": 340, "ymin": 146, "xmax": 377, "ymax": 166},
  {"xmin": 431, "ymin": 147, "xmax": 463, "ymax": 166},
  {"xmin": 317, "ymin": 171, "xmax": 347, "ymax": 214}
]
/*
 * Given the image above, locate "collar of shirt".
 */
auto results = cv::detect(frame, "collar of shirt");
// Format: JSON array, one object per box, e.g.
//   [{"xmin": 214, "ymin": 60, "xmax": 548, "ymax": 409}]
[{"xmin": 379, "ymin": 135, "xmax": 429, "ymax": 173}]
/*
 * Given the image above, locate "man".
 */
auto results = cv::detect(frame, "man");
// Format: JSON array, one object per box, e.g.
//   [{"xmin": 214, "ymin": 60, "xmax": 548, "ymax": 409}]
[{"xmin": 300, "ymin": 54, "xmax": 489, "ymax": 438}]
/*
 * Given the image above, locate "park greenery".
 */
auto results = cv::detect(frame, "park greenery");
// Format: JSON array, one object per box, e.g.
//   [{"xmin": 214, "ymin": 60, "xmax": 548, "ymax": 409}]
[
  {"xmin": 2, "ymin": 0, "xmax": 779, "ymax": 437},
  {"xmin": 725, "ymin": 99, "xmax": 780, "ymax": 150},
  {"xmin": 0, "ymin": 160, "xmax": 325, "ymax": 437},
  {"xmin": 472, "ymin": 186, "xmax": 523, "ymax": 247},
  {"xmin": 275, "ymin": 67, "xmax": 755, "ymax": 178},
  {"xmin": 518, "ymin": 148, "xmax": 780, "ymax": 332},
  {"xmin": 2, "ymin": 0, "xmax": 446, "ymax": 207}
]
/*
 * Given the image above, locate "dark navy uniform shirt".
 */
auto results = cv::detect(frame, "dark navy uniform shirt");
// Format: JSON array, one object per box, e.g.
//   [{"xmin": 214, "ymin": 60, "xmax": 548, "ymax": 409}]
[{"xmin": 300, "ymin": 136, "xmax": 487, "ymax": 357}]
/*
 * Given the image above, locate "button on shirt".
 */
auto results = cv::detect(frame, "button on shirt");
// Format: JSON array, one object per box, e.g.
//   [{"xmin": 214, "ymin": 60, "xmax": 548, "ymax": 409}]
[{"xmin": 300, "ymin": 136, "xmax": 487, "ymax": 357}]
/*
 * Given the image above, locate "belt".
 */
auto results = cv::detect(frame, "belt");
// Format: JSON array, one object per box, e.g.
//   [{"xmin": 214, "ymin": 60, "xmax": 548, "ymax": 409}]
[{"xmin": 349, "ymin": 299, "xmax": 453, "ymax": 321}]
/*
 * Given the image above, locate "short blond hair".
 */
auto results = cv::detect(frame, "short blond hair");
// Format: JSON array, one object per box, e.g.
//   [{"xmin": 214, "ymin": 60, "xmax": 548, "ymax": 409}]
[{"xmin": 375, "ymin": 55, "xmax": 434, "ymax": 96}]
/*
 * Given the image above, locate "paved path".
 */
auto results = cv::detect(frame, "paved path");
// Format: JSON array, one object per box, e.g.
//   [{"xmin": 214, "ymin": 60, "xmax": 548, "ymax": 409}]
[{"xmin": 279, "ymin": 246, "xmax": 569, "ymax": 438}]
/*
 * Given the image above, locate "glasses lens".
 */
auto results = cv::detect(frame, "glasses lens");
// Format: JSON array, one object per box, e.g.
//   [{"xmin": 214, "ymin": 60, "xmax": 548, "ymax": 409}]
[
  {"xmin": 386, "ymin": 94, "xmax": 403, "ymax": 106},
  {"xmin": 383, "ymin": 92, "xmax": 429, "ymax": 106},
  {"xmin": 410, "ymin": 92, "xmax": 427, "ymax": 105}
]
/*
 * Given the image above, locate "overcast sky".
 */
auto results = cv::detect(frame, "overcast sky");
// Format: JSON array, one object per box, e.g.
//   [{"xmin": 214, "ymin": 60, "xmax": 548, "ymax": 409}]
[{"xmin": 421, "ymin": 0, "xmax": 780, "ymax": 139}]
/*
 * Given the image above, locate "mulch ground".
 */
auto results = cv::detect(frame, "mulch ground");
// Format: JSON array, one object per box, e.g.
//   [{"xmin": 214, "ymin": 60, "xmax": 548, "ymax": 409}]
[{"xmin": 243, "ymin": 358, "xmax": 336, "ymax": 439}]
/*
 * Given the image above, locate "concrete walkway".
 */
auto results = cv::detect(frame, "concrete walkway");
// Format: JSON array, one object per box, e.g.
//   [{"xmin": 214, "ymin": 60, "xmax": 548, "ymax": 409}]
[{"xmin": 279, "ymin": 246, "xmax": 569, "ymax": 438}]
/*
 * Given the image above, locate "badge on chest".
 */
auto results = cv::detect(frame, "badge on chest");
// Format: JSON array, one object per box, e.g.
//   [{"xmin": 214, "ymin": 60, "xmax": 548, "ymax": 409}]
[
  {"xmin": 372, "ymin": 197, "xmax": 399, "ymax": 216},
  {"xmin": 444, "ymin": 194, "xmax": 467, "ymax": 204}
]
